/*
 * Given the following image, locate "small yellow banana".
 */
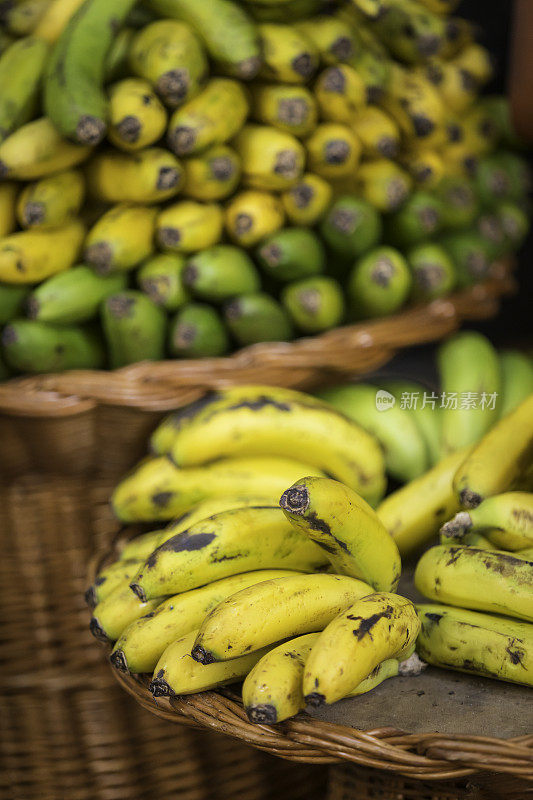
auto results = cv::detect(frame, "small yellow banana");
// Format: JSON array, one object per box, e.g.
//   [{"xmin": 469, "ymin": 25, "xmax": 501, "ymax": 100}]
[
  {"xmin": 440, "ymin": 492, "xmax": 533, "ymax": 552},
  {"xmin": 233, "ymin": 124, "xmax": 305, "ymax": 191},
  {"xmin": 314, "ymin": 65, "xmax": 366, "ymax": 122},
  {"xmin": 156, "ymin": 200, "xmax": 223, "ymax": 252},
  {"xmin": 258, "ymin": 22, "xmax": 319, "ymax": 84},
  {"xmin": 0, "ymin": 220, "xmax": 85, "ymax": 284},
  {"xmin": 0, "ymin": 117, "xmax": 91, "ymax": 181},
  {"xmin": 351, "ymin": 106, "xmax": 400, "ymax": 159},
  {"xmin": 281, "ymin": 172, "xmax": 332, "ymax": 226},
  {"xmin": 225, "ymin": 189, "xmax": 285, "ymax": 247},
  {"xmin": 87, "ymin": 148, "xmax": 184, "ymax": 205},
  {"xmin": 16, "ymin": 169, "xmax": 85, "ymax": 228},
  {"xmin": 400, "ymin": 147, "xmax": 446, "ymax": 188},
  {"xmin": 181, "ymin": 144, "xmax": 241, "ymax": 201},
  {"xmin": 107, "ymin": 78, "xmax": 168, "ymax": 152},
  {"xmin": 303, "ymin": 593, "xmax": 420, "ymax": 706},
  {"xmin": 251, "ymin": 84, "xmax": 317, "ymax": 138},
  {"xmin": 32, "ymin": 0, "xmax": 85, "ymax": 41},
  {"xmin": 90, "ymin": 583, "xmax": 165, "ymax": 643},
  {"xmin": 119, "ymin": 530, "xmax": 165, "ymax": 562},
  {"xmin": 84, "ymin": 204, "xmax": 157, "ymax": 274},
  {"xmin": 355, "ymin": 159, "xmax": 412, "ymax": 212},
  {"xmin": 191, "ymin": 573, "xmax": 374, "ymax": 663},
  {"xmin": 85, "ymin": 559, "xmax": 141, "ymax": 609}
]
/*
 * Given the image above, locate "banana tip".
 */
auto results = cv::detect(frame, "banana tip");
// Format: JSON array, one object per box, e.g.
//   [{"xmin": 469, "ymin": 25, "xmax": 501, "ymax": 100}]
[
  {"xmin": 459, "ymin": 489, "xmax": 483, "ymax": 509},
  {"xmin": 190, "ymin": 644, "xmax": 215, "ymax": 665},
  {"xmin": 245, "ymin": 704, "xmax": 278, "ymax": 725},
  {"xmin": 84, "ymin": 585, "xmax": 97, "ymax": 609},
  {"xmin": 89, "ymin": 617, "xmax": 110, "ymax": 644},
  {"xmin": 149, "ymin": 675, "xmax": 173, "ymax": 698},
  {"xmin": 440, "ymin": 512, "xmax": 472, "ymax": 539},
  {"xmin": 304, "ymin": 692, "xmax": 325, "ymax": 708},
  {"xmin": 109, "ymin": 649, "xmax": 129, "ymax": 674},
  {"xmin": 76, "ymin": 114, "xmax": 106, "ymax": 146},
  {"xmin": 129, "ymin": 582, "xmax": 146, "ymax": 602},
  {"xmin": 279, "ymin": 485, "xmax": 309, "ymax": 514}
]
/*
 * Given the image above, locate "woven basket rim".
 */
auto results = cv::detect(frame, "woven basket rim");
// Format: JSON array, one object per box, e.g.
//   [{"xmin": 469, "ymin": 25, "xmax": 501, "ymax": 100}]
[
  {"xmin": 0, "ymin": 261, "xmax": 515, "ymax": 418},
  {"xmin": 88, "ymin": 532, "xmax": 533, "ymax": 784}
]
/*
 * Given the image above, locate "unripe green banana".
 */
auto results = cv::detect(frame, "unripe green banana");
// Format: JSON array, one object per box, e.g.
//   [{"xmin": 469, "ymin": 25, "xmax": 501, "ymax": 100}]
[
  {"xmin": 417, "ymin": 604, "xmax": 533, "ymax": 687},
  {"xmin": 111, "ymin": 569, "xmax": 303, "ymax": 674},
  {"xmin": 16, "ymin": 169, "xmax": 85, "ymax": 229},
  {"xmin": 305, "ymin": 122, "xmax": 361, "ymax": 179},
  {"xmin": 499, "ymin": 351, "xmax": 533, "ymax": 417},
  {"xmin": 90, "ymin": 584, "xmax": 165, "ymax": 643},
  {"xmin": 407, "ymin": 243, "xmax": 456, "ymax": 303},
  {"xmin": 281, "ymin": 476, "xmax": 400, "ymax": 590},
  {"xmin": 440, "ymin": 492, "xmax": 533, "ymax": 552},
  {"xmin": 381, "ymin": 379, "xmax": 442, "ymax": 467},
  {"xmin": 440, "ymin": 231, "xmax": 493, "ymax": 288},
  {"xmin": 282, "ymin": 277, "xmax": 344, "ymax": 333},
  {"xmin": 192, "ymin": 573, "xmax": 373, "ymax": 663},
  {"xmin": 183, "ymin": 245, "xmax": 260, "ymax": 303},
  {"xmin": 256, "ymin": 227, "xmax": 325, "ymax": 282},
  {"xmin": 234, "ymin": 124, "xmax": 305, "ymax": 191},
  {"xmin": 85, "ymin": 558, "xmax": 141, "ymax": 609},
  {"xmin": 385, "ymin": 192, "xmax": 443, "ymax": 248},
  {"xmin": 2, "ymin": 319, "xmax": 104, "ymax": 373},
  {"xmin": 224, "ymin": 293, "xmax": 293, "ymax": 345},
  {"xmin": 281, "ymin": 173, "xmax": 332, "ymax": 226},
  {"xmin": 107, "ymin": 78, "xmax": 167, "ymax": 151},
  {"xmin": 320, "ymin": 195, "xmax": 382, "ymax": 257},
  {"xmin": 0, "ymin": 117, "xmax": 91, "ymax": 181},
  {"xmin": 130, "ymin": 507, "xmax": 327, "ymax": 600},
  {"xmin": 225, "ymin": 190, "xmax": 285, "ymax": 247},
  {"xmin": 84, "ymin": 204, "xmax": 157, "ymax": 274},
  {"xmin": 0, "ymin": 220, "xmax": 85, "ymax": 284},
  {"xmin": 317, "ymin": 383, "xmax": 428, "ymax": 482},
  {"xmin": 303, "ymin": 593, "xmax": 420, "ymax": 706},
  {"xmin": 0, "ymin": 284, "xmax": 29, "ymax": 324},
  {"xmin": 251, "ymin": 84, "xmax": 317, "ymax": 138},
  {"xmin": 373, "ymin": 1, "xmax": 447, "ymax": 64},
  {"xmin": 438, "ymin": 332, "xmax": 501, "ymax": 455},
  {"xmin": 28, "ymin": 265, "xmax": 126, "ymax": 324},
  {"xmin": 128, "ymin": 20, "xmax": 207, "ymax": 108},
  {"xmin": 156, "ymin": 200, "xmax": 223, "ymax": 252},
  {"xmin": 181, "ymin": 144, "xmax": 241, "ymax": 201},
  {"xmin": 101, "ymin": 290, "xmax": 166, "ymax": 368},
  {"xmin": 0, "ymin": 37, "xmax": 49, "ymax": 144},
  {"xmin": 104, "ymin": 27, "xmax": 135, "ymax": 82},
  {"xmin": 258, "ymin": 22, "xmax": 318, "ymax": 83},
  {"xmin": 349, "ymin": 246, "xmax": 412, "ymax": 319},
  {"xmin": 44, "ymin": 0, "xmax": 138, "ymax": 145},
  {"xmin": 87, "ymin": 148, "xmax": 184, "ymax": 205},
  {"xmin": 497, "ymin": 202, "xmax": 530, "ymax": 253},
  {"xmin": 436, "ymin": 176, "xmax": 479, "ymax": 230},
  {"xmin": 476, "ymin": 210, "xmax": 514, "ymax": 261},
  {"xmin": 168, "ymin": 303, "xmax": 229, "ymax": 357},
  {"xmin": 137, "ymin": 253, "xmax": 189, "ymax": 311},
  {"xmin": 295, "ymin": 15, "xmax": 357, "ymax": 64}
]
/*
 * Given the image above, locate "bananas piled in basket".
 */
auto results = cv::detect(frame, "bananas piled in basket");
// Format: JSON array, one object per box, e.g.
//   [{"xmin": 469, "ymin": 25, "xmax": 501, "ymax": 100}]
[
  {"xmin": 0, "ymin": 0, "xmax": 530, "ymax": 375},
  {"xmin": 88, "ymin": 342, "xmax": 533, "ymax": 720}
]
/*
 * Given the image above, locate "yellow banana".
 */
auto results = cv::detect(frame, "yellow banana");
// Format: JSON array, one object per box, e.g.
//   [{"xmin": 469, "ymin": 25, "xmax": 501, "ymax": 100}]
[
  {"xmin": 439, "ymin": 530, "xmax": 493, "ymax": 549},
  {"xmin": 281, "ymin": 172, "xmax": 332, "ymax": 226},
  {"xmin": 119, "ymin": 530, "xmax": 165, "ymax": 562},
  {"xmin": 294, "ymin": 16, "xmax": 357, "ymax": 65},
  {"xmin": 452, "ymin": 43, "xmax": 493, "ymax": 87},
  {"xmin": 0, "ymin": 117, "xmax": 91, "ymax": 181},
  {"xmin": 314, "ymin": 65, "xmax": 366, "ymax": 122},
  {"xmin": 0, "ymin": 220, "xmax": 84, "ymax": 284},
  {"xmin": 281, "ymin": 476, "xmax": 401, "ymax": 591},
  {"xmin": 156, "ymin": 200, "xmax": 223, "ymax": 252},
  {"xmin": 382, "ymin": 66, "xmax": 446, "ymax": 146},
  {"xmin": 182, "ymin": 144, "xmax": 241, "ymax": 200},
  {"xmin": 32, "ymin": 0, "xmax": 85, "ymax": 41},
  {"xmin": 0, "ymin": 182, "xmax": 17, "ymax": 237},
  {"xmin": 90, "ymin": 583, "xmax": 165, "ymax": 643},
  {"xmin": 303, "ymin": 593, "xmax": 420, "ymax": 706},
  {"xmin": 225, "ymin": 189, "xmax": 285, "ymax": 246},
  {"xmin": 251, "ymin": 84, "xmax": 317, "ymax": 138},
  {"xmin": 306, "ymin": 122, "xmax": 362, "ymax": 180},
  {"xmin": 130, "ymin": 507, "xmax": 328, "ymax": 600},
  {"xmin": 416, "ymin": 604, "xmax": 533, "ymax": 687},
  {"xmin": 258, "ymin": 22, "xmax": 319, "ymax": 84},
  {"xmin": 87, "ymin": 148, "xmax": 184, "ymax": 205},
  {"xmin": 2, "ymin": 0, "xmax": 51, "ymax": 35},
  {"xmin": 191, "ymin": 573, "xmax": 374, "ymax": 663},
  {"xmin": 112, "ymin": 454, "xmax": 326, "ymax": 522},
  {"xmin": 440, "ymin": 492, "xmax": 533, "ymax": 552},
  {"xmin": 85, "ymin": 558, "xmax": 142, "ymax": 609},
  {"xmin": 111, "ymin": 569, "xmax": 302, "ymax": 674},
  {"xmin": 150, "ymin": 630, "xmax": 271, "ymax": 697},
  {"xmin": 422, "ymin": 58, "xmax": 477, "ymax": 114},
  {"xmin": 107, "ymin": 78, "xmax": 167, "ymax": 152},
  {"xmin": 400, "ymin": 147, "xmax": 445, "ymax": 188},
  {"xmin": 351, "ymin": 106, "xmax": 400, "ymax": 159},
  {"xmin": 84, "ymin": 204, "xmax": 157, "ymax": 274},
  {"xmin": 356, "ymin": 159, "xmax": 412, "ymax": 213},
  {"xmin": 376, "ymin": 447, "xmax": 471, "ymax": 557},
  {"xmin": 16, "ymin": 169, "xmax": 85, "ymax": 228},
  {"xmin": 453, "ymin": 395, "xmax": 533, "ymax": 509},
  {"xmin": 415, "ymin": 544, "xmax": 533, "ymax": 622},
  {"xmin": 166, "ymin": 385, "xmax": 386, "ymax": 504},
  {"xmin": 233, "ymin": 124, "xmax": 305, "ymax": 191}
]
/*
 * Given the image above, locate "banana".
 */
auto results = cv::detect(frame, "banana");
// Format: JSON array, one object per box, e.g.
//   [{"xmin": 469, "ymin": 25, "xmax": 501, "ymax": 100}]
[
  {"xmin": 416, "ymin": 604, "xmax": 533, "ymax": 687},
  {"xmin": 280, "ymin": 173, "xmax": 332, "ymax": 226},
  {"xmin": 167, "ymin": 386, "xmax": 386, "ymax": 503},
  {"xmin": 107, "ymin": 79, "xmax": 167, "ymax": 152},
  {"xmin": 257, "ymin": 227, "xmax": 325, "ymax": 283},
  {"xmin": 84, "ymin": 205, "xmax": 156, "ymax": 274},
  {"xmin": 350, "ymin": 0, "xmax": 388, "ymax": 18},
  {"xmin": 317, "ymin": 384, "xmax": 428, "ymax": 483},
  {"xmin": 144, "ymin": 0, "xmax": 261, "ymax": 79},
  {"xmin": 314, "ymin": 65, "xmax": 366, "ymax": 123},
  {"xmin": 112, "ymin": 454, "xmax": 326, "ymax": 522},
  {"xmin": 251, "ymin": 84, "xmax": 317, "ymax": 138},
  {"xmin": 191, "ymin": 573, "xmax": 374, "ymax": 663},
  {"xmin": 90, "ymin": 583, "xmax": 165, "ymax": 643},
  {"xmin": 101, "ymin": 290, "xmax": 167, "ymax": 368},
  {"xmin": 372, "ymin": 0, "xmax": 447, "ymax": 64},
  {"xmin": 28, "ymin": 265, "xmax": 126, "ymax": 324},
  {"xmin": 0, "ymin": 220, "xmax": 84, "ymax": 284},
  {"xmin": 415, "ymin": 544, "xmax": 533, "ymax": 622},
  {"xmin": 105, "ymin": 27, "xmax": 135, "ymax": 82},
  {"xmin": 400, "ymin": 147, "xmax": 445, "ymax": 189},
  {"xmin": 16, "ymin": 170, "xmax": 85, "ymax": 229},
  {"xmin": 347, "ymin": 32, "xmax": 391, "ymax": 103},
  {"xmin": 0, "ymin": 32, "xmax": 14, "ymax": 57},
  {"xmin": 422, "ymin": 58, "xmax": 477, "ymax": 115},
  {"xmin": 0, "ymin": 183, "xmax": 17, "ymax": 237},
  {"xmin": 320, "ymin": 194, "xmax": 382, "ymax": 258},
  {"xmin": 439, "ymin": 530, "xmax": 493, "ymax": 549},
  {"xmin": 150, "ymin": 630, "xmax": 270, "ymax": 696},
  {"xmin": 441, "ymin": 231, "xmax": 493, "ymax": 288},
  {"xmin": 351, "ymin": 107, "xmax": 400, "ymax": 160},
  {"xmin": 225, "ymin": 190, "xmax": 285, "ymax": 247},
  {"xmin": 183, "ymin": 245, "xmax": 260, "ymax": 302},
  {"xmin": 305, "ymin": 122, "xmax": 362, "ymax": 180},
  {"xmin": 382, "ymin": 66, "xmax": 445, "ymax": 146},
  {"xmin": 497, "ymin": 202, "xmax": 530, "ymax": 253},
  {"xmin": 452, "ymin": 43, "xmax": 493, "ymax": 87},
  {"xmin": 85, "ymin": 558, "xmax": 141, "ymax": 609},
  {"xmin": 381, "ymin": 379, "xmax": 442, "ymax": 467},
  {"xmin": 224, "ymin": 292, "xmax": 293, "ymax": 345},
  {"xmin": 129, "ymin": 507, "xmax": 328, "ymax": 599},
  {"xmin": 137, "ymin": 253, "xmax": 188, "ymax": 311},
  {"xmin": 355, "ymin": 160, "xmax": 412, "ymax": 213},
  {"xmin": 182, "ymin": 144, "xmax": 241, "ymax": 201},
  {"xmin": 281, "ymin": 476, "xmax": 400, "ymax": 591},
  {"xmin": 282, "ymin": 277, "xmax": 344, "ymax": 333},
  {"xmin": 407, "ymin": 242, "xmax": 456, "ymax": 303},
  {"xmin": 258, "ymin": 22, "xmax": 318, "ymax": 83},
  {"xmin": 168, "ymin": 303, "xmax": 229, "ymax": 357},
  {"xmin": 111, "ymin": 569, "xmax": 302, "ymax": 674},
  {"xmin": 303, "ymin": 593, "xmax": 420, "ymax": 706},
  {"xmin": 128, "ymin": 20, "xmax": 207, "ymax": 108},
  {"xmin": 0, "ymin": 284, "xmax": 28, "ymax": 324},
  {"xmin": 295, "ymin": 16, "xmax": 357, "ymax": 65},
  {"xmin": 0, "ymin": 37, "xmax": 49, "ymax": 144},
  {"xmin": 167, "ymin": 78, "xmax": 249, "ymax": 156},
  {"xmin": 436, "ymin": 176, "xmax": 478, "ymax": 230},
  {"xmin": 438, "ymin": 333, "xmax": 501, "ymax": 455},
  {"xmin": 32, "ymin": 0, "xmax": 85, "ymax": 42},
  {"xmin": 349, "ymin": 246, "xmax": 412, "ymax": 319},
  {"xmin": 234, "ymin": 124, "xmax": 305, "ymax": 191},
  {"xmin": 0, "ymin": 118, "xmax": 91, "ymax": 181},
  {"xmin": 2, "ymin": 319, "xmax": 104, "ymax": 373},
  {"xmin": 44, "ymin": 0, "xmax": 138, "ymax": 145},
  {"xmin": 385, "ymin": 191, "xmax": 443, "ymax": 248},
  {"xmin": 499, "ymin": 351, "xmax": 533, "ymax": 418},
  {"xmin": 376, "ymin": 447, "xmax": 470, "ymax": 556},
  {"xmin": 2, "ymin": 0, "xmax": 51, "ymax": 34},
  {"xmin": 119, "ymin": 530, "xmax": 165, "ymax": 562},
  {"xmin": 87, "ymin": 148, "xmax": 184, "ymax": 205},
  {"xmin": 155, "ymin": 200, "xmax": 223, "ymax": 252},
  {"xmin": 440, "ymin": 492, "xmax": 533, "ymax": 552}
]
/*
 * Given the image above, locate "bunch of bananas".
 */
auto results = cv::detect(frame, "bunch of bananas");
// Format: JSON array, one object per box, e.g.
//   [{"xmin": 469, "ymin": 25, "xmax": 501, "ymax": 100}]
[{"xmin": 0, "ymin": 0, "xmax": 530, "ymax": 375}]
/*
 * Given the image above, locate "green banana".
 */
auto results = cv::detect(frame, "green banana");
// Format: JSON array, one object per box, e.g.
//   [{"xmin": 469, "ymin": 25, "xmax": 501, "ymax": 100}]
[
  {"xmin": 440, "ymin": 492, "xmax": 533, "ymax": 552},
  {"xmin": 137, "ymin": 253, "xmax": 189, "ymax": 311},
  {"xmin": 348, "ymin": 247, "xmax": 412, "ymax": 319},
  {"xmin": 101, "ymin": 290, "xmax": 167, "ymax": 368},
  {"xmin": 129, "ymin": 507, "xmax": 327, "ymax": 600},
  {"xmin": 406, "ymin": 243, "xmax": 456, "ymax": 303},
  {"xmin": 45, "ymin": 0, "xmax": 138, "ymax": 144},
  {"xmin": 255, "ymin": 227, "xmax": 325, "ymax": 282},
  {"xmin": 499, "ymin": 350, "xmax": 533, "ymax": 418},
  {"xmin": 440, "ymin": 231, "xmax": 493, "ymax": 288},
  {"xmin": 355, "ymin": 159, "xmax": 412, "ymax": 213},
  {"xmin": 104, "ymin": 27, "xmax": 135, "ymax": 82},
  {"xmin": 0, "ymin": 284, "xmax": 29, "ymax": 325},
  {"xmin": 90, "ymin": 584, "xmax": 165, "ymax": 643},
  {"xmin": 381, "ymin": 380, "xmax": 442, "ymax": 467},
  {"xmin": 317, "ymin": 383, "xmax": 428, "ymax": 482},
  {"xmin": 191, "ymin": 573, "xmax": 374, "ymax": 663},
  {"xmin": 0, "ymin": 37, "xmax": 49, "ymax": 143},
  {"xmin": 168, "ymin": 303, "xmax": 229, "ymax": 357},
  {"xmin": 416, "ymin": 604, "xmax": 533, "ymax": 687},
  {"xmin": 183, "ymin": 245, "xmax": 260, "ymax": 302},
  {"xmin": 319, "ymin": 195, "xmax": 382, "ymax": 258},
  {"xmin": 415, "ymin": 544, "xmax": 533, "ymax": 622},
  {"xmin": 497, "ymin": 202, "xmax": 530, "ymax": 252},
  {"xmin": 224, "ymin": 293, "xmax": 293, "ymax": 345},
  {"xmin": 282, "ymin": 276, "xmax": 344, "ymax": 333},
  {"xmin": 2, "ymin": 319, "xmax": 104, "ymax": 373},
  {"xmin": 28, "ymin": 265, "xmax": 126, "ymax": 324},
  {"xmin": 385, "ymin": 192, "xmax": 443, "ymax": 248},
  {"xmin": 85, "ymin": 558, "xmax": 141, "ymax": 609},
  {"xmin": 435, "ymin": 176, "xmax": 479, "ymax": 230}
]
